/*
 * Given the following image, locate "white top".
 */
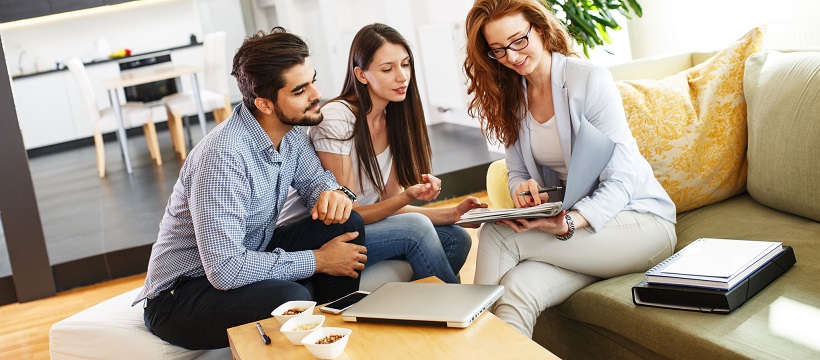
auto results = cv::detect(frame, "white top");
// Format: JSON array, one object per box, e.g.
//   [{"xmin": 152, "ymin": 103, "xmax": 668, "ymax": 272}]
[
  {"xmin": 276, "ymin": 101, "xmax": 394, "ymax": 227},
  {"xmin": 311, "ymin": 101, "xmax": 393, "ymax": 205},
  {"xmin": 528, "ymin": 115, "xmax": 568, "ymax": 181}
]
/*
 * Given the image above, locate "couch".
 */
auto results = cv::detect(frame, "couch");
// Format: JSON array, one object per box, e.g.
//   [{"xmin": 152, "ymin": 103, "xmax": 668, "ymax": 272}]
[
  {"xmin": 486, "ymin": 39, "xmax": 820, "ymax": 358},
  {"xmin": 49, "ymin": 260, "xmax": 411, "ymax": 359}
]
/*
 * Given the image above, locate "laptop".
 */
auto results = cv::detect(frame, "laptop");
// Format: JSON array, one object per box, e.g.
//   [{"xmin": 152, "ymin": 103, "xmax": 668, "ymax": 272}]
[{"xmin": 341, "ymin": 282, "xmax": 504, "ymax": 328}]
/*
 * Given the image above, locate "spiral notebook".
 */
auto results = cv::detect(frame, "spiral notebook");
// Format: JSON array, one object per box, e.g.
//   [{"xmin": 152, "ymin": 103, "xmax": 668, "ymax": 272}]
[{"xmin": 646, "ymin": 238, "xmax": 783, "ymax": 290}]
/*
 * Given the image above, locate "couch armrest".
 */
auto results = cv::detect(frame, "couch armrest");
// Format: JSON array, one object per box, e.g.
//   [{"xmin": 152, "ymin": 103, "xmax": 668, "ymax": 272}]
[{"xmin": 608, "ymin": 52, "xmax": 695, "ymax": 81}]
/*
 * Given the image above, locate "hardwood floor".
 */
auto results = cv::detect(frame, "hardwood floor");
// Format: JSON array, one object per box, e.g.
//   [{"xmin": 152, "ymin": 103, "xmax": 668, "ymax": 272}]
[{"xmin": 0, "ymin": 191, "xmax": 490, "ymax": 359}]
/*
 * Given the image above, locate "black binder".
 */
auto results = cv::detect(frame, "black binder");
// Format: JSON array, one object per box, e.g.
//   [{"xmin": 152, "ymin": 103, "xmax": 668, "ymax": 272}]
[{"xmin": 632, "ymin": 246, "xmax": 796, "ymax": 313}]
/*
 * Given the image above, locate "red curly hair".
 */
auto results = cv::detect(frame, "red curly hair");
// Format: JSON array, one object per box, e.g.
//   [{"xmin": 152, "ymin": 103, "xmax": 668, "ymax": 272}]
[{"xmin": 464, "ymin": 0, "xmax": 574, "ymax": 148}]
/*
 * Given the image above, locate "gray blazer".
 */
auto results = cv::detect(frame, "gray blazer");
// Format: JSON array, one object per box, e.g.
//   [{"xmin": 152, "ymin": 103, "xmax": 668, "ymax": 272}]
[{"xmin": 505, "ymin": 52, "xmax": 676, "ymax": 231}]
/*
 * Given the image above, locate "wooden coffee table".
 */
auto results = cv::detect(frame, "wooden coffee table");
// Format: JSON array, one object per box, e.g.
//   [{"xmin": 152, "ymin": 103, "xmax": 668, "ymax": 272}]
[{"xmin": 227, "ymin": 278, "xmax": 557, "ymax": 359}]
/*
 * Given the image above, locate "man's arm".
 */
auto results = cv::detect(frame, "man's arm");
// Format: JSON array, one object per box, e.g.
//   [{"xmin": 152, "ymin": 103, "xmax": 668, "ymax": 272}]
[
  {"xmin": 289, "ymin": 133, "xmax": 354, "ymax": 224},
  {"xmin": 189, "ymin": 149, "xmax": 315, "ymax": 290}
]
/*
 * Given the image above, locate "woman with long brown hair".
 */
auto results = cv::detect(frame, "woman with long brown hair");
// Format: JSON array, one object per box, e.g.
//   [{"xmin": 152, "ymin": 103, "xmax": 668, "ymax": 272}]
[
  {"xmin": 464, "ymin": 0, "xmax": 677, "ymax": 336},
  {"xmin": 280, "ymin": 23, "xmax": 486, "ymax": 283}
]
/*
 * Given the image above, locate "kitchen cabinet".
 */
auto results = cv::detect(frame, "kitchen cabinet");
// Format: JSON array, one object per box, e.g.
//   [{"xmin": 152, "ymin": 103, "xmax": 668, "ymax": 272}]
[
  {"xmin": 11, "ymin": 46, "xmax": 203, "ymax": 149},
  {"xmin": 0, "ymin": 0, "xmax": 134, "ymax": 23},
  {"xmin": 49, "ymin": 0, "xmax": 104, "ymax": 15},
  {"xmin": 0, "ymin": 0, "xmax": 50, "ymax": 23},
  {"xmin": 11, "ymin": 72, "xmax": 77, "ymax": 149}
]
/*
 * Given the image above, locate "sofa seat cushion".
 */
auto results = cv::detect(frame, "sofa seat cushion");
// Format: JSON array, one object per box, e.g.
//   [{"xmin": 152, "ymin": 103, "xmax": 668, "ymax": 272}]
[{"xmin": 551, "ymin": 194, "xmax": 820, "ymax": 359}]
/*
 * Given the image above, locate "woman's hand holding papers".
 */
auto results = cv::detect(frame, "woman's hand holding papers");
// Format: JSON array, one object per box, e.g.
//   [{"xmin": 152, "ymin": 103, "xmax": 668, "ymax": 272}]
[
  {"xmin": 513, "ymin": 179, "xmax": 551, "ymax": 208},
  {"xmin": 497, "ymin": 210, "xmax": 589, "ymax": 235},
  {"xmin": 452, "ymin": 196, "xmax": 489, "ymax": 228}
]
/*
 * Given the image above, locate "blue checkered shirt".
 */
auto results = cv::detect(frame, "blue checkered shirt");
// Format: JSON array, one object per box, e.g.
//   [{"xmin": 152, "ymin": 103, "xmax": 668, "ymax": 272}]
[{"xmin": 134, "ymin": 104, "xmax": 339, "ymax": 305}]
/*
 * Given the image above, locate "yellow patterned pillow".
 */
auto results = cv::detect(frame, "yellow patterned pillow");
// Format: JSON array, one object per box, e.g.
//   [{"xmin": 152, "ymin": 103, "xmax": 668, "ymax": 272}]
[{"xmin": 617, "ymin": 27, "xmax": 764, "ymax": 213}]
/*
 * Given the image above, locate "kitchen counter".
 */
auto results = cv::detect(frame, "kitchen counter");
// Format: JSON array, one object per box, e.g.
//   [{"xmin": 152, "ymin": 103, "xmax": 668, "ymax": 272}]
[{"xmin": 10, "ymin": 42, "xmax": 202, "ymax": 80}]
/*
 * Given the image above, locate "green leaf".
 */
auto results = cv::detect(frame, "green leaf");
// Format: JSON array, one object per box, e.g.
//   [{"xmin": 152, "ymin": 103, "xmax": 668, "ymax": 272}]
[{"xmin": 539, "ymin": 0, "xmax": 642, "ymax": 57}]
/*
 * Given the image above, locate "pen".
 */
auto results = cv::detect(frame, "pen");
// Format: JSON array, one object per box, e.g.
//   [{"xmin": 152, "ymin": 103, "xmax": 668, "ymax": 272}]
[
  {"xmin": 256, "ymin": 322, "xmax": 271, "ymax": 345},
  {"xmin": 517, "ymin": 186, "xmax": 563, "ymax": 196}
]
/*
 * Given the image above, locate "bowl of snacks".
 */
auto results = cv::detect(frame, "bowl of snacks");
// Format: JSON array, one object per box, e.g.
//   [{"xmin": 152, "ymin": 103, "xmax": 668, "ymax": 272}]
[
  {"xmin": 271, "ymin": 300, "xmax": 316, "ymax": 325},
  {"xmin": 280, "ymin": 314, "xmax": 325, "ymax": 345},
  {"xmin": 300, "ymin": 327, "xmax": 352, "ymax": 359}
]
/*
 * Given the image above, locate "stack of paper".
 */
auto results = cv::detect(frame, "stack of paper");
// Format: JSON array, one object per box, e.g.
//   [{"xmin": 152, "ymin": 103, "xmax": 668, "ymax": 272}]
[
  {"xmin": 646, "ymin": 238, "xmax": 784, "ymax": 290},
  {"xmin": 455, "ymin": 202, "xmax": 563, "ymax": 225}
]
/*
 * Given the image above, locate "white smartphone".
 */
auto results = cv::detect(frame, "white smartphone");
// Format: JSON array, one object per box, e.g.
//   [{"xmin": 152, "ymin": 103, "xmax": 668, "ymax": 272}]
[{"xmin": 319, "ymin": 290, "xmax": 370, "ymax": 314}]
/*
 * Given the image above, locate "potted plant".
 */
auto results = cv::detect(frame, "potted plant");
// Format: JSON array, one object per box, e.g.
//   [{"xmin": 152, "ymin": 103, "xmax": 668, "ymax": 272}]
[{"xmin": 541, "ymin": 0, "xmax": 642, "ymax": 57}]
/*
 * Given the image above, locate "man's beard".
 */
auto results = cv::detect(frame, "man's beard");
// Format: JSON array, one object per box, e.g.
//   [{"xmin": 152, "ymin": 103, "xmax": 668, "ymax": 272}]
[{"xmin": 274, "ymin": 100, "xmax": 323, "ymax": 126}]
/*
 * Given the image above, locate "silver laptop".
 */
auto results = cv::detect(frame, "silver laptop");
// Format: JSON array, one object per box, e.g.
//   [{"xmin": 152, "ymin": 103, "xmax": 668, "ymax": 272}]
[{"xmin": 341, "ymin": 282, "xmax": 504, "ymax": 328}]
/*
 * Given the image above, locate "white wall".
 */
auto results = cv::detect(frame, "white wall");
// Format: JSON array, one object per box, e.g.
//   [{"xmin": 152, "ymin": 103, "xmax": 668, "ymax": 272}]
[{"xmin": 627, "ymin": 0, "xmax": 820, "ymax": 59}]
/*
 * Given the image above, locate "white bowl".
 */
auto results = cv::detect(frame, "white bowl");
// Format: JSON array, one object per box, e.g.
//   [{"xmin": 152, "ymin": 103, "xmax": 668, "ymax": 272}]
[
  {"xmin": 300, "ymin": 327, "xmax": 352, "ymax": 359},
  {"xmin": 271, "ymin": 300, "xmax": 316, "ymax": 325},
  {"xmin": 280, "ymin": 314, "xmax": 325, "ymax": 345}
]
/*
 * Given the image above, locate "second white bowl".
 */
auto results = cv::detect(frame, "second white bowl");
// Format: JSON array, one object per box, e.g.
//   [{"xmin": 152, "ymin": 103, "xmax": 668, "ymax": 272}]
[{"xmin": 280, "ymin": 314, "xmax": 325, "ymax": 345}]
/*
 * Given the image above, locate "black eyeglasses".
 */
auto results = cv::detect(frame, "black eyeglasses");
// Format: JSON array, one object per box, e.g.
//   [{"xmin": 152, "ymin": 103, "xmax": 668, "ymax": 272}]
[{"xmin": 487, "ymin": 24, "xmax": 532, "ymax": 59}]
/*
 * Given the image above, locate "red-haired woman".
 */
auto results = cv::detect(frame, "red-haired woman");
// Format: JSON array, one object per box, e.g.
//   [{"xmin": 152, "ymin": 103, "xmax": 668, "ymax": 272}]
[{"xmin": 464, "ymin": 0, "xmax": 677, "ymax": 337}]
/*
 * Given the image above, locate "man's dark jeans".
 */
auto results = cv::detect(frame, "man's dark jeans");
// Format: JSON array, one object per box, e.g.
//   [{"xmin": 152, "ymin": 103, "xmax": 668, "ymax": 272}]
[{"xmin": 144, "ymin": 212, "xmax": 365, "ymax": 350}]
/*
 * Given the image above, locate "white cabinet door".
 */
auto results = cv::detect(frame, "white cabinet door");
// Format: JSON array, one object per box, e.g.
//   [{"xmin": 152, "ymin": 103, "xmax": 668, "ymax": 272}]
[{"xmin": 11, "ymin": 72, "xmax": 76, "ymax": 149}]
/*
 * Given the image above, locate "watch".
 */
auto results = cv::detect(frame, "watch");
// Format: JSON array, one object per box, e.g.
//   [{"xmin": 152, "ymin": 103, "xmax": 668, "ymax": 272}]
[
  {"xmin": 556, "ymin": 213, "xmax": 575, "ymax": 241},
  {"xmin": 336, "ymin": 186, "xmax": 357, "ymax": 202}
]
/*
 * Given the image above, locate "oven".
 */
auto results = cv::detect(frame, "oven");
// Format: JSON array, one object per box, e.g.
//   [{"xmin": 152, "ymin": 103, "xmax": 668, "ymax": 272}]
[{"xmin": 118, "ymin": 51, "xmax": 179, "ymax": 105}]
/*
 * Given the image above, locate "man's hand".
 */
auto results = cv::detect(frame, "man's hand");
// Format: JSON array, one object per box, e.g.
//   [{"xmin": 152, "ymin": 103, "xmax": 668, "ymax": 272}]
[
  {"xmin": 453, "ymin": 196, "xmax": 488, "ymax": 228},
  {"xmin": 312, "ymin": 190, "xmax": 354, "ymax": 225},
  {"xmin": 313, "ymin": 232, "xmax": 367, "ymax": 278}
]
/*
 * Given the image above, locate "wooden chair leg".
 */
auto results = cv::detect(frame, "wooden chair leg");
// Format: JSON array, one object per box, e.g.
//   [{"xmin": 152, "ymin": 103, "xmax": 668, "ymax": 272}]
[
  {"xmin": 143, "ymin": 124, "xmax": 156, "ymax": 160},
  {"xmin": 166, "ymin": 107, "xmax": 187, "ymax": 160},
  {"xmin": 165, "ymin": 106, "xmax": 179, "ymax": 153},
  {"xmin": 93, "ymin": 128, "xmax": 106, "ymax": 178},
  {"xmin": 144, "ymin": 120, "xmax": 162, "ymax": 166},
  {"xmin": 215, "ymin": 97, "xmax": 232, "ymax": 124}
]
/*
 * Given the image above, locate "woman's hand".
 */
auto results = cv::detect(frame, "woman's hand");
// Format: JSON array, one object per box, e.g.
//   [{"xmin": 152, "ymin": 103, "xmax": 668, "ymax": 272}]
[
  {"xmin": 406, "ymin": 174, "xmax": 442, "ymax": 203},
  {"xmin": 452, "ymin": 196, "xmax": 488, "ymax": 228},
  {"xmin": 414, "ymin": 173, "xmax": 442, "ymax": 202},
  {"xmin": 401, "ymin": 183, "xmax": 431, "ymax": 202},
  {"xmin": 496, "ymin": 210, "xmax": 569, "ymax": 234},
  {"xmin": 512, "ymin": 179, "xmax": 550, "ymax": 208}
]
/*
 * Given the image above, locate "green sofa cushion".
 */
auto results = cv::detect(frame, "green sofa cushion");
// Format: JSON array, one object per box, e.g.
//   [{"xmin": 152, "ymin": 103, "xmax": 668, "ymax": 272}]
[
  {"xmin": 744, "ymin": 51, "xmax": 820, "ymax": 222},
  {"xmin": 549, "ymin": 194, "xmax": 820, "ymax": 359}
]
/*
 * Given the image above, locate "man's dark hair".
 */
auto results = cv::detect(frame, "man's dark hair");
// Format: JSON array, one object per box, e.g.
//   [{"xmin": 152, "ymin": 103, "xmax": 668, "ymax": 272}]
[{"xmin": 231, "ymin": 27, "xmax": 310, "ymax": 111}]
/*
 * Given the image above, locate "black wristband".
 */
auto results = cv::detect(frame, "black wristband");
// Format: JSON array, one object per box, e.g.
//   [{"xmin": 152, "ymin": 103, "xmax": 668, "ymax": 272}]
[{"xmin": 336, "ymin": 186, "xmax": 357, "ymax": 202}]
